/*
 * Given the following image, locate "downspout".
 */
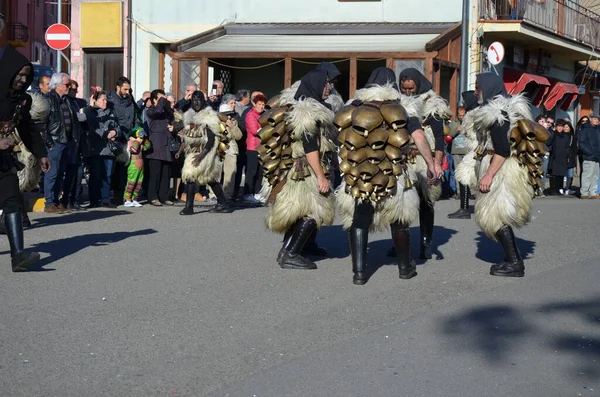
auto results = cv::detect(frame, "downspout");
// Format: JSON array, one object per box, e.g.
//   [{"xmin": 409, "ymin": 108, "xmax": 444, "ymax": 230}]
[
  {"xmin": 469, "ymin": 0, "xmax": 480, "ymax": 90},
  {"xmin": 459, "ymin": 0, "xmax": 470, "ymax": 97},
  {"xmin": 127, "ymin": 0, "xmax": 132, "ymax": 78}
]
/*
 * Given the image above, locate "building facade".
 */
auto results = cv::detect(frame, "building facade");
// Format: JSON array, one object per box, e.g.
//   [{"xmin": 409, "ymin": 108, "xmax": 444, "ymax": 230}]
[
  {"xmin": 0, "ymin": 0, "xmax": 57, "ymax": 66},
  {"xmin": 127, "ymin": 0, "xmax": 463, "ymax": 108}
]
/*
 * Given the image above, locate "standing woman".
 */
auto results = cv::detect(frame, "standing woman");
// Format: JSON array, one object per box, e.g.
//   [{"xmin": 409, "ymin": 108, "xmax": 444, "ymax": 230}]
[
  {"xmin": 145, "ymin": 89, "xmax": 174, "ymax": 206},
  {"xmin": 549, "ymin": 120, "xmax": 578, "ymax": 195},
  {"xmin": 243, "ymin": 94, "xmax": 268, "ymax": 204},
  {"xmin": 83, "ymin": 91, "xmax": 123, "ymax": 208}
]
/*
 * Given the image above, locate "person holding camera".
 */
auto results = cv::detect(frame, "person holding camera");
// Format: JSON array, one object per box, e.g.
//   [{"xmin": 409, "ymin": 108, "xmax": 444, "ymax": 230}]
[{"xmin": 207, "ymin": 80, "xmax": 224, "ymax": 111}]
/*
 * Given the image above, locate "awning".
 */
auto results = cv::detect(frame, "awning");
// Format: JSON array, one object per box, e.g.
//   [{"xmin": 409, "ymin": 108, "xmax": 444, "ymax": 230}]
[
  {"xmin": 543, "ymin": 82, "xmax": 580, "ymax": 111},
  {"xmin": 171, "ymin": 22, "xmax": 458, "ymax": 53},
  {"xmin": 506, "ymin": 73, "xmax": 551, "ymax": 107}
]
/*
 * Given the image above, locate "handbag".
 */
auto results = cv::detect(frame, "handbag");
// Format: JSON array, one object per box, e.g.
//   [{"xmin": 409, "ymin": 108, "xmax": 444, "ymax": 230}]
[
  {"xmin": 107, "ymin": 139, "xmax": 124, "ymax": 156},
  {"xmin": 168, "ymin": 136, "xmax": 181, "ymax": 153}
]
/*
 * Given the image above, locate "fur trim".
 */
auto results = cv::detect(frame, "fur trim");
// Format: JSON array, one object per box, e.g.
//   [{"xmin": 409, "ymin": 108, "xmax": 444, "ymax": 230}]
[
  {"xmin": 400, "ymin": 94, "xmax": 422, "ymax": 119},
  {"xmin": 279, "ymin": 81, "xmax": 300, "ymax": 106},
  {"xmin": 407, "ymin": 156, "xmax": 441, "ymax": 204},
  {"xmin": 286, "ymin": 98, "xmax": 335, "ymax": 141},
  {"xmin": 265, "ymin": 168, "xmax": 335, "ymax": 233},
  {"xmin": 470, "ymin": 94, "xmax": 532, "ymax": 150},
  {"xmin": 420, "ymin": 90, "xmax": 452, "ymax": 121},
  {"xmin": 29, "ymin": 92, "xmax": 50, "ymax": 121},
  {"xmin": 475, "ymin": 156, "xmax": 533, "ymax": 240},
  {"xmin": 335, "ymin": 174, "xmax": 420, "ymax": 232},
  {"xmin": 181, "ymin": 144, "xmax": 222, "ymax": 185},
  {"xmin": 353, "ymin": 84, "xmax": 401, "ymax": 102},
  {"xmin": 174, "ymin": 110, "xmax": 184, "ymax": 124},
  {"xmin": 190, "ymin": 107, "xmax": 223, "ymax": 138},
  {"xmin": 455, "ymin": 150, "xmax": 478, "ymax": 189},
  {"xmin": 325, "ymin": 92, "xmax": 344, "ymax": 112},
  {"xmin": 16, "ymin": 147, "xmax": 40, "ymax": 192}
]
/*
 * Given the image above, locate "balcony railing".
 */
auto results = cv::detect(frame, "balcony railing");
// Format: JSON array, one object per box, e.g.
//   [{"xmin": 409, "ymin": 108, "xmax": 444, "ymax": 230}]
[
  {"xmin": 480, "ymin": 0, "xmax": 600, "ymax": 50},
  {"xmin": 6, "ymin": 23, "xmax": 30, "ymax": 44}
]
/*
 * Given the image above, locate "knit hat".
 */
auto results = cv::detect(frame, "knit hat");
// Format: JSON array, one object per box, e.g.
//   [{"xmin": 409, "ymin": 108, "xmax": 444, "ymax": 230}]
[{"xmin": 219, "ymin": 103, "xmax": 233, "ymax": 113}]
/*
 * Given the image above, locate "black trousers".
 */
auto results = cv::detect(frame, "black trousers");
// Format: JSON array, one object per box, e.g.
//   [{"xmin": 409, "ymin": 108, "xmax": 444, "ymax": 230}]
[
  {"xmin": 234, "ymin": 147, "xmax": 247, "ymax": 197},
  {"xmin": 147, "ymin": 159, "xmax": 171, "ymax": 202},
  {"xmin": 244, "ymin": 150, "xmax": 263, "ymax": 195},
  {"xmin": 0, "ymin": 168, "xmax": 22, "ymax": 214},
  {"xmin": 351, "ymin": 200, "xmax": 375, "ymax": 229}
]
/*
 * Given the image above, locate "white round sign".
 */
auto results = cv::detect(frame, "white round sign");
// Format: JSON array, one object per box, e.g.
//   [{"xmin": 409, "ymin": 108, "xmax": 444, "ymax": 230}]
[{"xmin": 487, "ymin": 42, "xmax": 505, "ymax": 66}]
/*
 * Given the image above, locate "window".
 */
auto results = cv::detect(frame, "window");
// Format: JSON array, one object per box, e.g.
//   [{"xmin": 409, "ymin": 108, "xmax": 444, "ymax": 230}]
[
  {"xmin": 85, "ymin": 53, "xmax": 124, "ymax": 95},
  {"xmin": 593, "ymin": 97, "xmax": 599, "ymax": 115}
]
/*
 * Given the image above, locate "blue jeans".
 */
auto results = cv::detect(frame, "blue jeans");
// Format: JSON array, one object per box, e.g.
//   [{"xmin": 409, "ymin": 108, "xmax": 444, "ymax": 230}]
[
  {"xmin": 447, "ymin": 154, "xmax": 456, "ymax": 193},
  {"xmin": 89, "ymin": 156, "xmax": 114, "ymax": 205},
  {"xmin": 541, "ymin": 154, "xmax": 550, "ymax": 187},
  {"xmin": 44, "ymin": 143, "xmax": 69, "ymax": 206}
]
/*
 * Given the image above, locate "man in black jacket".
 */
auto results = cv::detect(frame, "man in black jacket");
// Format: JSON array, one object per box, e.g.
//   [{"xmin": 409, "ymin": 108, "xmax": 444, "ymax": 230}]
[
  {"xmin": 0, "ymin": 43, "xmax": 50, "ymax": 271},
  {"xmin": 43, "ymin": 72, "xmax": 74, "ymax": 213},
  {"xmin": 578, "ymin": 113, "xmax": 600, "ymax": 198}
]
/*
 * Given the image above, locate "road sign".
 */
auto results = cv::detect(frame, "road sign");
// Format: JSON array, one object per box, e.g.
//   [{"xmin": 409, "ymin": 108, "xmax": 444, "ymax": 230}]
[
  {"xmin": 487, "ymin": 42, "xmax": 505, "ymax": 66},
  {"xmin": 45, "ymin": 24, "xmax": 71, "ymax": 51}
]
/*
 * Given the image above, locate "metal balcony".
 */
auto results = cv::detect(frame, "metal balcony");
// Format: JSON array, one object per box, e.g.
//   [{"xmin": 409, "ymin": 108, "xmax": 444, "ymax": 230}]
[
  {"xmin": 480, "ymin": 0, "xmax": 600, "ymax": 50},
  {"xmin": 6, "ymin": 23, "xmax": 30, "ymax": 47}
]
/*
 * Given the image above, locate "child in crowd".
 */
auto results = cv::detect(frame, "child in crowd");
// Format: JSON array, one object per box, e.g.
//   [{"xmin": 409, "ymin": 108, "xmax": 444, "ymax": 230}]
[{"xmin": 124, "ymin": 127, "xmax": 151, "ymax": 207}]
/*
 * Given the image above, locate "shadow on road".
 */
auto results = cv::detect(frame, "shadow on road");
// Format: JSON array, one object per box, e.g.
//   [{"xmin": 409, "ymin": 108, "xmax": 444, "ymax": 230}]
[
  {"xmin": 475, "ymin": 231, "xmax": 536, "ymax": 264},
  {"xmin": 439, "ymin": 295, "xmax": 600, "ymax": 380},
  {"xmin": 29, "ymin": 228, "xmax": 158, "ymax": 270},
  {"xmin": 30, "ymin": 210, "xmax": 132, "ymax": 229}
]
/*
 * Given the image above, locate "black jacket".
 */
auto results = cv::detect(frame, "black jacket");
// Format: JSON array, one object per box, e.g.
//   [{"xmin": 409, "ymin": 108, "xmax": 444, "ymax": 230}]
[
  {"xmin": 45, "ymin": 90, "xmax": 74, "ymax": 146},
  {"xmin": 578, "ymin": 123, "xmax": 600, "ymax": 162},
  {"xmin": 548, "ymin": 132, "xmax": 577, "ymax": 176},
  {"xmin": 107, "ymin": 90, "xmax": 139, "ymax": 138}
]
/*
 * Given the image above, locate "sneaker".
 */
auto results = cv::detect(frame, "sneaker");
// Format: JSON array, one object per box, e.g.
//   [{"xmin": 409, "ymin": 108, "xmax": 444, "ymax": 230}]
[
  {"xmin": 254, "ymin": 194, "xmax": 266, "ymax": 204},
  {"xmin": 124, "ymin": 201, "xmax": 134, "ymax": 207},
  {"xmin": 243, "ymin": 194, "xmax": 259, "ymax": 203},
  {"xmin": 208, "ymin": 197, "xmax": 218, "ymax": 204},
  {"xmin": 132, "ymin": 200, "xmax": 142, "ymax": 207},
  {"xmin": 559, "ymin": 189, "xmax": 565, "ymax": 195},
  {"xmin": 565, "ymin": 189, "xmax": 576, "ymax": 195}
]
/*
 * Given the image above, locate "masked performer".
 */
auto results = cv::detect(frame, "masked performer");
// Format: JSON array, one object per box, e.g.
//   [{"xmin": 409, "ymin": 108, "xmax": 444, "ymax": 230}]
[
  {"xmin": 258, "ymin": 70, "xmax": 336, "ymax": 270},
  {"xmin": 261, "ymin": 62, "xmax": 344, "ymax": 259},
  {"xmin": 385, "ymin": 68, "xmax": 450, "ymax": 260},
  {"xmin": 455, "ymin": 73, "xmax": 542, "ymax": 277},
  {"xmin": 0, "ymin": 45, "xmax": 50, "ymax": 271},
  {"xmin": 335, "ymin": 67, "xmax": 436, "ymax": 284},
  {"xmin": 175, "ymin": 91, "xmax": 233, "ymax": 215}
]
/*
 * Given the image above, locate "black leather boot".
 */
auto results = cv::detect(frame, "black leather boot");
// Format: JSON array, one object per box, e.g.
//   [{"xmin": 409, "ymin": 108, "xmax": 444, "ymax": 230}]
[
  {"xmin": 349, "ymin": 228, "xmax": 368, "ymax": 285},
  {"xmin": 302, "ymin": 229, "xmax": 328, "ymax": 256},
  {"xmin": 209, "ymin": 183, "xmax": 233, "ymax": 213},
  {"xmin": 179, "ymin": 184, "xmax": 196, "ymax": 215},
  {"xmin": 277, "ymin": 223, "xmax": 296, "ymax": 264},
  {"xmin": 490, "ymin": 226, "xmax": 524, "ymax": 277},
  {"xmin": 0, "ymin": 212, "xmax": 4, "ymax": 234},
  {"xmin": 391, "ymin": 223, "xmax": 417, "ymax": 279},
  {"xmin": 448, "ymin": 183, "xmax": 471, "ymax": 219},
  {"xmin": 419, "ymin": 200, "xmax": 434, "ymax": 260},
  {"xmin": 279, "ymin": 218, "xmax": 318, "ymax": 270},
  {"xmin": 4, "ymin": 212, "xmax": 40, "ymax": 272}
]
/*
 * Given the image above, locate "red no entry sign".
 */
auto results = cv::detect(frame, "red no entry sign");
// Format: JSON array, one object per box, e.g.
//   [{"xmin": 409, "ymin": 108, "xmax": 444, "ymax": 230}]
[{"xmin": 45, "ymin": 23, "xmax": 71, "ymax": 51}]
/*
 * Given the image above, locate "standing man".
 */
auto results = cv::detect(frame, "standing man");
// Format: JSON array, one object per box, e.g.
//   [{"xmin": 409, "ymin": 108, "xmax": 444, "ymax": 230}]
[
  {"xmin": 388, "ymin": 68, "xmax": 448, "ymax": 260},
  {"xmin": 108, "ymin": 76, "xmax": 139, "ymax": 205},
  {"xmin": 536, "ymin": 114, "xmax": 553, "ymax": 196},
  {"xmin": 43, "ymin": 72, "xmax": 74, "ymax": 213},
  {"xmin": 0, "ymin": 42, "xmax": 50, "ymax": 271},
  {"xmin": 235, "ymin": 89, "xmax": 251, "ymax": 115},
  {"xmin": 207, "ymin": 80, "xmax": 224, "ymax": 111},
  {"xmin": 578, "ymin": 113, "xmax": 600, "ymax": 199},
  {"xmin": 175, "ymin": 84, "xmax": 197, "ymax": 112},
  {"xmin": 38, "ymin": 75, "xmax": 51, "ymax": 95}
]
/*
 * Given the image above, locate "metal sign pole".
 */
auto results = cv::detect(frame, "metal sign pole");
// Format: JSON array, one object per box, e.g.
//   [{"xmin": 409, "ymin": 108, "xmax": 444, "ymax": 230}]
[{"xmin": 56, "ymin": 0, "xmax": 62, "ymax": 73}]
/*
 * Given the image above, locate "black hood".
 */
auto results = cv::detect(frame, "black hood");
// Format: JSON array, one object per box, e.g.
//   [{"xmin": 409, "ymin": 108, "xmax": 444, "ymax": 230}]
[
  {"xmin": 0, "ymin": 45, "xmax": 33, "ymax": 99},
  {"xmin": 365, "ymin": 67, "xmax": 399, "ymax": 91},
  {"xmin": 294, "ymin": 70, "xmax": 328, "ymax": 103},
  {"xmin": 398, "ymin": 68, "xmax": 432, "ymax": 95},
  {"xmin": 461, "ymin": 90, "xmax": 479, "ymax": 111},
  {"xmin": 476, "ymin": 72, "xmax": 507, "ymax": 103},
  {"xmin": 314, "ymin": 62, "xmax": 341, "ymax": 83}
]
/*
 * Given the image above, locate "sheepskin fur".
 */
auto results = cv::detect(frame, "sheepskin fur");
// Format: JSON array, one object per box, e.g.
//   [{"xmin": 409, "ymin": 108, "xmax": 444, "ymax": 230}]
[
  {"xmin": 279, "ymin": 80, "xmax": 343, "ymax": 112},
  {"xmin": 353, "ymin": 84, "xmax": 401, "ymax": 102},
  {"xmin": 181, "ymin": 107, "xmax": 223, "ymax": 185},
  {"xmin": 400, "ymin": 90, "xmax": 452, "ymax": 123},
  {"xmin": 407, "ymin": 155, "xmax": 442, "ymax": 205},
  {"xmin": 15, "ymin": 93, "xmax": 50, "ymax": 192},
  {"xmin": 455, "ymin": 151, "xmax": 478, "ymax": 189},
  {"xmin": 265, "ymin": 166, "xmax": 335, "ymax": 233},
  {"xmin": 335, "ymin": 174, "xmax": 420, "ymax": 232},
  {"xmin": 475, "ymin": 156, "xmax": 533, "ymax": 240}
]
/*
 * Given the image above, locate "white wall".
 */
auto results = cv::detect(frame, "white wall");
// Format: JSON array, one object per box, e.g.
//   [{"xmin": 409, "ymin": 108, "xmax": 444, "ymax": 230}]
[{"xmin": 130, "ymin": 0, "xmax": 462, "ymax": 92}]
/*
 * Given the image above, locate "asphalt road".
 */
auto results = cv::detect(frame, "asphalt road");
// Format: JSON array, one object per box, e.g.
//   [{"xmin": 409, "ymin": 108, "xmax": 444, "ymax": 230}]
[{"xmin": 0, "ymin": 196, "xmax": 598, "ymax": 397}]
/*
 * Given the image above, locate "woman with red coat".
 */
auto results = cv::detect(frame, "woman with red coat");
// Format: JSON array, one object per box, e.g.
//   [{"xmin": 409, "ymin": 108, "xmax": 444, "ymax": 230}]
[{"xmin": 242, "ymin": 94, "xmax": 267, "ymax": 204}]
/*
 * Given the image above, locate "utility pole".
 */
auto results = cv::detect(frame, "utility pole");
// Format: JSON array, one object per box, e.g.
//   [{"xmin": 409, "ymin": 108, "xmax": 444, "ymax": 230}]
[
  {"xmin": 56, "ymin": 0, "xmax": 62, "ymax": 72},
  {"xmin": 459, "ymin": 0, "xmax": 470, "ymax": 98}
]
